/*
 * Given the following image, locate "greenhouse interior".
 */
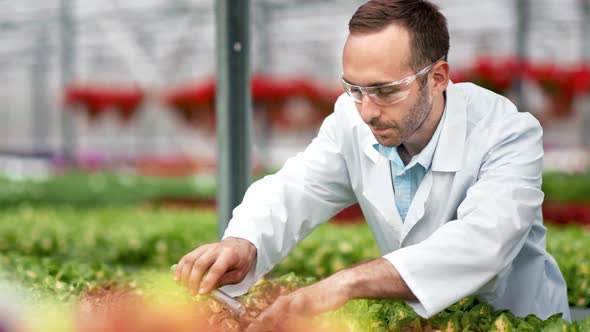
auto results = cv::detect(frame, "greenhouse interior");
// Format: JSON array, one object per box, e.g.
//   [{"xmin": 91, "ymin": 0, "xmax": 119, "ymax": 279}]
[{"xmin": 1, "ymin": 0, "xmax": 590, "ymax": 331}]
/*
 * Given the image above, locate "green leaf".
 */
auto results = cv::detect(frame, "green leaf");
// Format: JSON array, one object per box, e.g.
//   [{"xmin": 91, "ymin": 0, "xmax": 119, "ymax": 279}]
[
  {"xmin": 540, "ymin": 319, "xmax": 575, "ymax": 332},
  {"xmin": 516, "ymin": 320, "xmax": 536, "ymax": 332},
  {"xmin": 441, "ymin": 313, "xmax": 461, "ymax": 332},
  {"xmin": 490, "ymin": 313, "xmax": 515, "ymax": 332},
  {"xmin": 578, "ymin": 316, "xmax": 590, "ymax": 331}
]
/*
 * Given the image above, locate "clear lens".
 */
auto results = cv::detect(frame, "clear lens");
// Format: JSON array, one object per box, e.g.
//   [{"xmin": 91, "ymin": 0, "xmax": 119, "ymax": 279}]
[
  {"xmin": 342, "ymin": 80, "xmax": 411, "ymax": 105},
  {"xmin": 342, "ymin": 82, "xmax": 362, "ymax": 102},
  {"xmin": 349, "ymin": 86, "xmax": 363, "ymax": 102},
  {"xmin": 365, "ymin": 85, "xmax": 411, "ymax": 105}
]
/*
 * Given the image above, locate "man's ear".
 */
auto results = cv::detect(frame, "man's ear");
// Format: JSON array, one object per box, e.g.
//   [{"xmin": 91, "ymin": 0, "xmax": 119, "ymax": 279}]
[{"xmin": 430, "ymin": 61, "xmax": 450, "ymax": 95}]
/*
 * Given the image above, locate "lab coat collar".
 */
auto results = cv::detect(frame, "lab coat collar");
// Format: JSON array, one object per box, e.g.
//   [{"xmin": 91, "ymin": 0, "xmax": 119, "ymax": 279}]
[
  {"xmin": 362, "ymin": 81, "xmax": 466, "ymax": 173},
  {"xmin": 431, "ymin": 81, "xmax": 465, "ymax": 172}
]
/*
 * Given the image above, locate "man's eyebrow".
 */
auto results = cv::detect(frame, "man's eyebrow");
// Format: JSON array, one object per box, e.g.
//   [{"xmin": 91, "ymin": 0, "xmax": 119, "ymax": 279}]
[
  {"xmin": 342, "ymin": 77, "xmax": 397, "ymax": 87},
  {"xmin": 341, "ymin": 77, "xmax": 357, "ymax": 85}
]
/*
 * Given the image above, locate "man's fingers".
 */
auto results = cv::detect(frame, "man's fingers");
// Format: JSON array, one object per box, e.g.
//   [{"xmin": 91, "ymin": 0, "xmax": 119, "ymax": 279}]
[
  {"xmin": 245, "ymin": 323, "xmax": 274, "ymax": 332},
  {"xmin": 287, "ymin": 294, "xmax": 307, "ymax": 314},
  {"xmin": 176, "ymin": 259, "xmax": 189, "ymax": 284},
  {"xmin": 187, "ymin": 253, "xmax": 216, "ymax": 294},
  {"xmin": 174, "ymin": 238, "xmax": 256, "ymax": 297},
  {"xmin": 246, "ymin": 296, "xmax": 288, "ymax": 332},
  {"xmin": 175, "ymin": 246, "xmax": 208, "ymax": 282},
  {"xmin": 245, "ymin": 292, "xmax": 316, "ymax": 332},
  {"xmin": 199, "ymin": 256, "xmax": 230, "ymax": 294},
  {"xmin": 246, "ymin": 311, "xmax": 280, "ymax": 332},
  {"xmin": 181, "ymin": 257, "xmax": 199, "ymax": 287}
]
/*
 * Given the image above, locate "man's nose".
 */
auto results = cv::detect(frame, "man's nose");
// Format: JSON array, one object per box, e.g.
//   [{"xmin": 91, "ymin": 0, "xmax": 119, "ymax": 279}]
[{"xmin": 359, "ymin": 94, "xmax": 380, "ymax": 123}]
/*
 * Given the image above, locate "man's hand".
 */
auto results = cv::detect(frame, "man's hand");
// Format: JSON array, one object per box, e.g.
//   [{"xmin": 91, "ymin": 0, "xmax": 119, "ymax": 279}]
[
  {"xmin": 174, "ymin": 237, "xmax": 256, "ymax": 295},
  {"xmin": 246, "ymin": 258, "xmax": 416, "ymax": 331},
  {"xmin": 245, "ymin": 274, "xmax": 351, "ymax": 332}
]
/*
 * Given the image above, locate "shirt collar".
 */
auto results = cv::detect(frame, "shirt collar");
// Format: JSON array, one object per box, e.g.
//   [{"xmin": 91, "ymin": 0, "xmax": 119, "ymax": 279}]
[{"xmin": 372, "ymin": 98, "xmax": 447, "ymax": 173}]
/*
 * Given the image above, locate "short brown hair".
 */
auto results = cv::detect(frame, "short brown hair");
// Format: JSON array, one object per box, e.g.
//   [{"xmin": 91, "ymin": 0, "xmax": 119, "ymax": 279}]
[{"xmin": 349, "ymin": 0, "xmax": 449, "ymax": 73}]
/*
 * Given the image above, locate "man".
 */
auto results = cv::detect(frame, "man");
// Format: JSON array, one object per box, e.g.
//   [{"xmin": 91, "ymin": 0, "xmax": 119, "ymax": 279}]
[{"xmin": 175, "ymin": 0, "xmax": 570, "ymax": 329}]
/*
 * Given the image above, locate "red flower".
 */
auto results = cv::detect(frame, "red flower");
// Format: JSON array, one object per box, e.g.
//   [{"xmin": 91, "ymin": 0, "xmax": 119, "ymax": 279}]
[{"xmin": 63, "ymin": 84, "xmax": 144, "ymax": 123}]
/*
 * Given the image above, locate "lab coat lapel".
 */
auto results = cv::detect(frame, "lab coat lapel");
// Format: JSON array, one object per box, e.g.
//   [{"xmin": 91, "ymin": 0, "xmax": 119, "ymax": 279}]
[
  {"xmin": 431, "ymin": 81, "xmax": 466, "ymax": 173},
  {"xmin": 401, "ymin": 171, "xmax": 432, "ymax": 239},
  {"xmin": 400, "ymin": 81, "xmax": 467, "ymax": 242},
  {"xmin": 362, "ymin": 137, "xmax": 403, "ymax": 231}
]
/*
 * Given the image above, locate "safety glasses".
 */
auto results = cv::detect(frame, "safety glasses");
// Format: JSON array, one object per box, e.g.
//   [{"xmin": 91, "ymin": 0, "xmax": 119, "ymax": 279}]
[{"xmin": 341, "ymin": 57, "xmax": 443, "ymax": 106}]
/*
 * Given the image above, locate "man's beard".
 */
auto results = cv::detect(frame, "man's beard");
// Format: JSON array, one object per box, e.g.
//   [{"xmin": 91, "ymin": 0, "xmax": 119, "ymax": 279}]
[{"xmin": 371, "ymin": 84, "xmax": 432, "ymax": 147}]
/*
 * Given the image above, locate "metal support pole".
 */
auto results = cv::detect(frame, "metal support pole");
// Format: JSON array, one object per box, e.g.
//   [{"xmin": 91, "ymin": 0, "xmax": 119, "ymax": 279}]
[
  {"xmin": 514, "ymin": 0, "xmax": 528, "ymax": 112},
  {"xmin": 31, "ymin": 25, "xmax": 50, "ymax": 153},
  {"xmin": 60, "ymin": 0, "xmax": 77, "ymax": 164},
  {"xmin": 216, "ymin": 0, "xmax": 252, "ymax": 239}
]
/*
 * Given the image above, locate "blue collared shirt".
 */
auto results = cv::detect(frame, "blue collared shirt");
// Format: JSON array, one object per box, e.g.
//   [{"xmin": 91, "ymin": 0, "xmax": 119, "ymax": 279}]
[{"xmin": 373, "ymin": 109, "xmax": 446, "ymax": 222}]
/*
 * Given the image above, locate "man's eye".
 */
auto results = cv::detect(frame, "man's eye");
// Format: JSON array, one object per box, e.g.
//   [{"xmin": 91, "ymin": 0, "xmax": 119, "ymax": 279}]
[
  {"xmin": 349, "ymin": 86, "xmax": 362, "ymax": 94},
  {"xmin": 375, "ymin": 86, "xmax": 400, "ymax": 95}
]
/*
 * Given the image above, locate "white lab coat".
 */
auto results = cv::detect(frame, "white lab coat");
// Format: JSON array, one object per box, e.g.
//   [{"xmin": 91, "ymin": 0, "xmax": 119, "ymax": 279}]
[{"xmin": 222, "ymin": 81, "xmax": 570, "ymax": 320}]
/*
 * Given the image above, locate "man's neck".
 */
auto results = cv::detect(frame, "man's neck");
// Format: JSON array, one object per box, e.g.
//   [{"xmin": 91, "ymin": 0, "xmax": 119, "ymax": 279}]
[
  {"xmin": 397, "ymin": 145, "xmax": 412, "ymax": 166},
  {"xmin": 401, "ymin": 93, "xmax": 445, "ymax": 164}
]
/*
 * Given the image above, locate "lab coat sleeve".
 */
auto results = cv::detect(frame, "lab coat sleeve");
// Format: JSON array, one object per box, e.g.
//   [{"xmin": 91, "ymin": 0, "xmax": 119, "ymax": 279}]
[
  {"xmin": 384, "ymin": 112, "xmax": 544, "ymax": 317},
  {"xmin": 221, "ymin": 106, "xmax": 357, "ymax": 296}
]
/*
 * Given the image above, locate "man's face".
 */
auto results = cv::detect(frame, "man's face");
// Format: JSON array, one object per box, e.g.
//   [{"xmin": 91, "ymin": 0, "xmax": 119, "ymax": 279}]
[{"xmin": 342, "ymin": 24, "xmax": 433, "ymax": 147}]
